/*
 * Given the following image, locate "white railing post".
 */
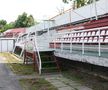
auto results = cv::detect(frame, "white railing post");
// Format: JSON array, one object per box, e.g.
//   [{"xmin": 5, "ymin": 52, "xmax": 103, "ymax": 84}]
[
  {"xmin": 7, "ymin": 40, "xmax": 8, "ymax": 52},
  {"xmin": 61, "ymin": 42, "xmax": 63, "ymax": 52},
  {"xmin": 54, "ymin": 42, "xmax": 56, "ymax": 50},
  {"xmin": 82, "ymin": 31, "xmax": 84, "ymax": 55},
  {"xmin": 48, "ymin": 21, "xmax": 50, "ymax": 36},
  {"xmin": 12, "ymin": 35, "xmax": 20, "ymax": 53},
  {"xmin": 34, "ymin": 33, "xmax": 42, "ymax": 75},
  {"xmin": 98, "ymin": 29, "xmax": 101, "ymax": 56},
  {"xmin": 70, "ymin": 34, "xmax": 72, "ymax": 53},
  {"xmin": 93, "ymin": 0, "xmax": 98, "ymax": 20}
]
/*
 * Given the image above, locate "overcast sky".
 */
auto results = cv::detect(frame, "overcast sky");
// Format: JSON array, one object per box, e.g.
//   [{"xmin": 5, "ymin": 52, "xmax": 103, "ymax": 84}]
[{"xmin": 0, "ymin": 0, "xmax": 71, "ymax": 23}]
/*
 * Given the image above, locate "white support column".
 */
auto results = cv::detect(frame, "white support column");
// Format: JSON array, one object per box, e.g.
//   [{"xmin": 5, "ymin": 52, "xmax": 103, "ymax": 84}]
[{"xmin": 98, "ymin": 29, "xmax": 101, "ymax": 56}]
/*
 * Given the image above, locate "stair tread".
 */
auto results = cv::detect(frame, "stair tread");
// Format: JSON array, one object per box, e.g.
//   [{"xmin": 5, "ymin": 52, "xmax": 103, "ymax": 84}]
[
  {"xmin": 42, "ymin": 72, "xmax": 61, "ymax": 75},
  {"xmin": 42, "ymin": 61, "xmax": 56, "ymax": 63},
  {"xmin": 42, "ymin": 67, "xmax": 58, "ymax": 70},
  {"xmin": 40, "ymin": 56, "xmax": 53, "ymax": 58}
]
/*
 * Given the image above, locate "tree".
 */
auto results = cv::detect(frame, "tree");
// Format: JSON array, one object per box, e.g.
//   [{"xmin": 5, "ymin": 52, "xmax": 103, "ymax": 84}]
[
  {"xmin": 3, "ymin": 22, "xmax": 14, "ymax": 31},
  {"xmin": 14, "ymin": 12, "xmax": 35, "ymax": 28},
  {"xmin": 0, "ymin": 22, "xmax": 14, "ymax": 33},
  {"xmin": 0, "ymin": 12, "xmax": 36, "ymax": 33},
  {"xmin": 27, "ymin": 15, "xmax": 35, "ymax": 27},
  {"xmin": 62, "ymin": 0, "xmax": 72, "ymax": 3},
  {"xmin": 63, "ymin": 0, "xmax": 86, "ymax": 8},
  {"xmin": 62, "ymin": 0, "xmax": 99, "ymax": 9},
  {"xmin": 0, "ymin": 20, "xmax": 7, "ymax": 29}
]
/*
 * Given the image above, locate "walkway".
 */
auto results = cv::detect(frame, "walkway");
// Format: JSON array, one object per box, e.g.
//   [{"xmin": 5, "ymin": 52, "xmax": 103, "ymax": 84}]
[
  {"xmin": 44, "ymin": 74, "xmax": 92, "ymax": 90},
  {"xmin": 0, "ymin": 56, "xmax": 22, "ymax": 90},
  {"xmin": 0, "ymin": 55, "xmax": 92, "ymax": 90}
]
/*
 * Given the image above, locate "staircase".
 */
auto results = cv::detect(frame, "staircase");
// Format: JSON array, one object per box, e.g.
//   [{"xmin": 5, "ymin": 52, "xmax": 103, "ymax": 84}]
[
  {"xmin": 13, "ymin": 31, "xmax": 61, "ymax": 75},
  {"xmin": 40, "ymin": 51, "xmax": 61, "ymax": 74}
]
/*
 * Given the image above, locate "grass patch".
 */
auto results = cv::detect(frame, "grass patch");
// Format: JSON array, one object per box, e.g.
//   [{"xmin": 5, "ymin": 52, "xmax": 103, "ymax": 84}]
[
  {"xmin": 19, "ymin": 78, "xmax": 58, "ymax": 90},
  {"xmin": 9, "ymin": 63, "xmax": 36, "ymax": 75},
  {"xmin": 0, "ymin": 52, "xmax": 36, "ymax": 75}
]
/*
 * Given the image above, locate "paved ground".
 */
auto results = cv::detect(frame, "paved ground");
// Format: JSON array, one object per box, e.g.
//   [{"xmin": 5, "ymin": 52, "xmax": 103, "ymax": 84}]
[
  {"xmin": 0, "ymin": 55, "xmax": 92, "ymax": 90},
  {"xmin": 0, "ymin": 56, "xmax": 22, "ymax": 90},
  {"xmin": 45, "ymin": 74, "xmax": 92, "ymax": 90}
]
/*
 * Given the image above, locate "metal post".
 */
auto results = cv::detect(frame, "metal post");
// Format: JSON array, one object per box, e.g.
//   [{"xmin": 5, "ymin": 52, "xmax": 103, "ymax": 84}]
[
  {"xmin": 98, "ymin": 29, "xmax": 101, "ymax": 56},
  {"xmin": 0, "ymin": 39, "xmax": 1, "ymax": 52},
  {"xmin": 69, "ymin": 8, "xmax": 72, "ymax": 53},
  {"xmin": 61, "ymin": 42, "xmax": 63, "ymax": 52},
  {"xmin": 93, "ymin": 0, "xmax": 98, "ymax": 20},
  {"xmin": 1, "ymin": 39, "xmax": 2, "ymax": 53},
  {"xmin": 105, "ymin": 0, "xmax": 107, "ymax": 13},
  {"xmin": 82, "ymin": 32, "xmax": 84, "ymax": 55},
  {"xmin": 12, "ymin": 39, "xmax": 17, "ymax": 53},
  {"xmin": 54, "ymin": 42, "xmax": 56, "ymax": 50},
  {"xmin": 70, "ymin": 42, "xmax": 72, "ymax": 53},
  {"xmin": 70, "ymin": 35, "xmax": 72, "ymax": 53},
  {"xmin": 44, "ymin": 20, "xmax": 45, "ymax": 30},
  {"xmin": 48, "ymin": 21, "xmax": 50, "ymax": 36},
  {"xmin": 7, "ymin": 40, "xmax": 8, "ymax": 52}
]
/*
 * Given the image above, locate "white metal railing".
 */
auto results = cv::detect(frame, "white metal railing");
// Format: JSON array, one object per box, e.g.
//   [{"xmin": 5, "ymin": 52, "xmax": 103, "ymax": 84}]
[
  {"xmin": 25, "ymin": 32, "xmax": 42, "ymax": 75},
  {"xmin": 52, "ymin": 26, "xmax": 108, "ymax": 57},
  {"xmin": 25, "ymin": 0, "xmax": 107, "ymax": 33},
  {"xmin": 34, "ymin": 35, "xmax": 42, "ymax": 75}
]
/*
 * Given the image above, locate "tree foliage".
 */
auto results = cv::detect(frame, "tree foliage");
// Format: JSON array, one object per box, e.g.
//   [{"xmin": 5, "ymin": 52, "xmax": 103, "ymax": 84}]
[
  {"xmin": 63, "ymin": 0, "xmax": 99, "ymax": 9},
  {"xmin": 0, "ymin": 20, "xmax": 7, "ymax": 29},
  {"xmin": 0, "ymin": 22, "xmax": 14, "ymax": 33},
  {"xmin": 14, "ymin": 12, "xmax": 35, "ymax": 28},
  {"xmin": 0, "ymin": 12, "xmax": 36, "ymax": 33}
]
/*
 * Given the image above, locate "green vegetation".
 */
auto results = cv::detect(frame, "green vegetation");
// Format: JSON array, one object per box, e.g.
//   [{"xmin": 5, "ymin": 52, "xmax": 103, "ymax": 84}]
[
  {"xmin": 1, "ymin": 53, "xmax": 36, "ymax": 75},
  {"xmin": 20, "ymin": 78, "xmax": 58, "ymax": 90},
  {"xmin": 9, "ymin": 63, "xmax": 36, "ymax": 75},
  {"xmin": 0, "ymin": 19, "xmax": 14, "ymax": 33},
  {"xmin": 0, "ymin": 12, "xmax": 37, "ymax": 33},
  {"xmin": 14, "ymin": 12, "xmax": 35, "ymax": 28},
  {"xmin": 62, "ymin": 0, "xmax": 99, "ymax": 9}
]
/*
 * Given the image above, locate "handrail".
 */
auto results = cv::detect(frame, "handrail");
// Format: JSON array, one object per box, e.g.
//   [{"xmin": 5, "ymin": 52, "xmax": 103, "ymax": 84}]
[
  {"xmin": 57, "ymin": 26, "xmax": 108, "ymax": 35},
  {"xmin": 34, "ymin": 33, "xmax": 42, "ymax": 75},
  {"xmin": 12, "ymin": 34, "xmax": 21, "ymax": 53},
  {"xmin": 52, "ymin": 26, "xmax": 108, "ymax": 57}
]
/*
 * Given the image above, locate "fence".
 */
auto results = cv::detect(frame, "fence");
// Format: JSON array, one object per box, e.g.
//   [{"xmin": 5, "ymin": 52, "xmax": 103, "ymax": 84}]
[{"xmin": 0, "ymin": 38, "xmax": 16, "ymax": 52}]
